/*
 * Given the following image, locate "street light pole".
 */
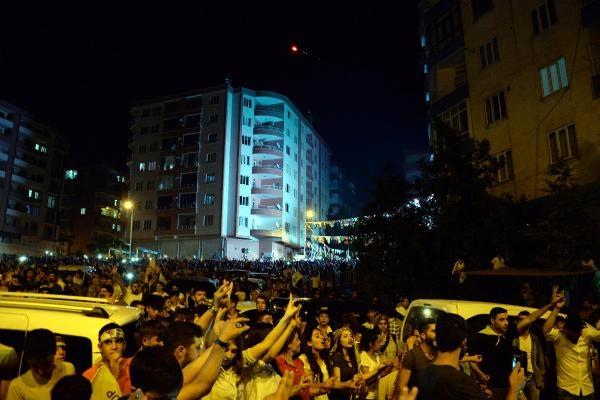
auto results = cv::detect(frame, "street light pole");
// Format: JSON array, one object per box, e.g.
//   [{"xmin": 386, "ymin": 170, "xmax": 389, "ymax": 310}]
[{"xmin": 123, "ymin": 200, "xmax": 134, "ymax": 258}]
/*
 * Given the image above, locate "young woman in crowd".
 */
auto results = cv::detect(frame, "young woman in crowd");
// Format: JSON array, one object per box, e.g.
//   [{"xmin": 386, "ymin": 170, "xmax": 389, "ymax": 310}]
[
  {"xmin": 374, "ymin": 314, "xmax": 401, "ymax": 399},
  {"xmin": 299, "ymin": 322, "xmax": 336, "ymax": 400},
  {"xmin": 329, "ymin": 328, "xmax": 363, "ymax": 400},
  {"xmin": 359, "ymin": 330, "xmax": 387, "ymax": 400},
  {"xmin": 274, "ymin": 328, "xmax": 311, "ymax": 400}
]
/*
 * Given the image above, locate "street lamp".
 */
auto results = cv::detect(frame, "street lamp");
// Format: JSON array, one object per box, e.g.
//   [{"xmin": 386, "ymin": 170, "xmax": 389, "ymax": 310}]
[{"xmin": 123, "ymin": 200, "xmax": 134, "ymax": 257}]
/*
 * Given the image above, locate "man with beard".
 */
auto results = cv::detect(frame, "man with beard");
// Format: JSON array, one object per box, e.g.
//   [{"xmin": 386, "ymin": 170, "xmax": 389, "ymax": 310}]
[
  {"xmin": 40, "ymin": 271, "xmax": 62, "ymax": 294},
  {"xmin": 399, "ymin": 318, "xmax": 436, "ymax": 390},
  {"xmin": 417, "ymin": 313, "xmax": 525, "ymax": 400}
]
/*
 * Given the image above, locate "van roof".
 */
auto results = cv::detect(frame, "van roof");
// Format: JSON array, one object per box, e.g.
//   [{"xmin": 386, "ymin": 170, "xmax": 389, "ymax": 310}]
[
  {"xmin": 410, "ymin": 299, "xmax": 545, "ymax": 320},
  {"xmin": 0, "ymin": 292, "xmax": 141, "ymax": 325}
]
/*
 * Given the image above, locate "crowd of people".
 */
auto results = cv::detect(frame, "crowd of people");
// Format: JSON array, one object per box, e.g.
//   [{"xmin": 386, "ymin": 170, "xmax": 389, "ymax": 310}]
[{"xmin": 2, "ymin": 255, "xmax": 600, "ymax": 399}]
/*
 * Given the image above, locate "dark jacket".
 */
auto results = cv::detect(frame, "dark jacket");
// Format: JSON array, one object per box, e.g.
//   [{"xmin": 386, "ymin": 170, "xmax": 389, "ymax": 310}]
[{"xmin": 515, "ymin": 332, "xmax": 546, "ymax": 388}]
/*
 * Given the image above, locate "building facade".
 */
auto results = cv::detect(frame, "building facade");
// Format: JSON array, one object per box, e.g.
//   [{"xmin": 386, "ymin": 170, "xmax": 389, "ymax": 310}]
[
  {"xmin": 420, "ymin": 0, "xmax": 600, "ymax": 199},
  {"xmin": 128, "ymin": 85, "xmax": 331, "ymax": 260},
  {"xmin": 0, "ymin": 99, "xmax": 67, "ymax": 255},
  {"xmin": 60, "ymin": 165, "xmax": 127, "ymax": 255},
  {"xmin": 328, "ymin": 163, "xmax": 360, "ymax": 220}
]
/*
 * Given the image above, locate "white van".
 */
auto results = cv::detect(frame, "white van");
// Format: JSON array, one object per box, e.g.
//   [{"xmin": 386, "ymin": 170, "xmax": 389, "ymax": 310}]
[
  {"xmin": 0, "ymin": 292, "xmax": 142, "ymax": 374},
  {"xmin": 400, "ymin": 299, "xmax": 553, "ymax": 344}
]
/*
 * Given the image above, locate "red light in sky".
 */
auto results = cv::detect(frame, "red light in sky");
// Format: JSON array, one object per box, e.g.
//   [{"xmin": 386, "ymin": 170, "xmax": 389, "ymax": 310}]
[{"xmin": 290, "ymin": 45, "xmax": 298, "ymax": 53}]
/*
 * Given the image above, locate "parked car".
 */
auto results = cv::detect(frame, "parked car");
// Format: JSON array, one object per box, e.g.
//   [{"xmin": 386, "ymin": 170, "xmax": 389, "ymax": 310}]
[
  {"xmin": 400, "ymin": 299, "xmax": 558, "ymax": 344},
  {"xmin": 220, "ymin": 269, "xmax": 266, "ymax": 290},
  {"xmin": 0, "ymin": 291, "xmax": 141, "ymax": 373}
]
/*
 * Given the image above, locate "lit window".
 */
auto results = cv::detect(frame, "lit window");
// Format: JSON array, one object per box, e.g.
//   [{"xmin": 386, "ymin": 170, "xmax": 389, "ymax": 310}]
[
  {"xmin": 80, "ymin": 208, "xmax": 86, "ymax": 215},
  {"xmin": 148, "ymin": 161, "xmax": 157, "ymax": 171},
  {"xmin": 47, "ymin": 196, "xmax": 56, "ymax": 209},
  {"xmin": 540, "ymin": 57, "xmax": 569, "ymax": 97},
  {"xmin": 65, "ymin": 170, "xmax": 78, "ymax": 180},
  {"xmin": 138, "ymin": 162, "xmax": 146, "ymax": 171},
  {"xmin": 114, "ymin": 199, "xmax": 118, "ymax": 207},
  {"xmin": 100, "ymin": 207, "xmax": 119, "ymax": 219},
  {"xmin": 493, "ymin": 150, "xmax": 514, "ymax": 184}
]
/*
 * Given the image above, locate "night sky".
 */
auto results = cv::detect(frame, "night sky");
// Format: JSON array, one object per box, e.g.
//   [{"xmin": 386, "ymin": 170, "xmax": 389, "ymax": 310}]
[{"xmin": 0, "ymin": 1, "xmax": 426, "ymax": 192}]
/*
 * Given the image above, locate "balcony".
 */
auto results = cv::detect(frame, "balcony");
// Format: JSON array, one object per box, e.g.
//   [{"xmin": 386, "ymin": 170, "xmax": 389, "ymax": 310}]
[
  {"xmin": 255, "ymin": 106, "xmax": 283, "ymax": 120},
  {"xmin": 251, "ymin": 205, "xmax": 282, "ymax": 217},
  {"xmin": 254, "ymin": 124, "xmax": 284, "ymax": 140},
  {"xmin": 251, "ymin": 184, "xmax": 283, "ymax": 198},
  {"xmin": 251, "ymin": 228, "xmax": 282, "ymax": 238},
  {"xmin": 253, "ymin": 144, "xmax": 283, "ymax": 160},
  {"xmin": 252, "ymin": 164, "xmax": 283, "ymax": 178}
]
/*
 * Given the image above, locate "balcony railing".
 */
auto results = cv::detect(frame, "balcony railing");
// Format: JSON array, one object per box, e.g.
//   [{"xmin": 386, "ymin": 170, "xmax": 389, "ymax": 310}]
[
  {"xmin": 252, "ymin": 184, "xmax": 283, "ymax": 190},
  {"xmin": 253, "ymin": 144, "xmax": 283, "ymax": 152}
]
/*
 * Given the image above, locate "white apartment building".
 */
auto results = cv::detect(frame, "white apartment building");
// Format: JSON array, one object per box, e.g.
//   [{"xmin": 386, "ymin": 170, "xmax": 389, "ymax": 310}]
[{"xmin": 128, "ymin": 84, "xmax": 331, "ymax": 260}]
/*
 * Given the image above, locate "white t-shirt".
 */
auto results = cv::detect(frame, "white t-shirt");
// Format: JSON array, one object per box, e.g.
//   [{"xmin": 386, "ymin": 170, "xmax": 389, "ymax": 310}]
[
  {"xmin": 201, "ymin": 368, "xmax": 243, "ymax": 400},
  {"xmin": 360, "ymin": 351, "xmax": 381, "ymax": 400},
  {"xmin": 242, "ymin": 349, "xmax": 280, "ymax": 400},
  {"xmin": 7, "ymin": 361, "xmax": 75, "ymax": 400},
  {"xmin": 519, "ymin": 334, "xmax": 534, "ymax": 374},
  {"xmin": 298, "ymin": 353, "xmax": 330, "ymax": 400}
]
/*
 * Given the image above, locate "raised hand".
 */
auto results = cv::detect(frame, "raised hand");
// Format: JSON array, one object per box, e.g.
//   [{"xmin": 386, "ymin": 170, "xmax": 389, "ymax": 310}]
[
  {"xmin": 283, "ymin": 293, "xmax": 301, "ymax": 320},
  {"xmin": 551, "ymin": 285, "xmax": 565, "ymax": 307},
  {"xmin": 219, "ymin": 317, "xmax": 250, "ymax": 342},
  {"xmin": 214, "ymin": 280, "xmax": 233, "ymax": 307}
]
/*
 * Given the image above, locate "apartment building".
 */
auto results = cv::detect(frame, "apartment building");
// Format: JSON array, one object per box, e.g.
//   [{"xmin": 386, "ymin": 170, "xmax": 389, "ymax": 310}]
[
  {"xmin": 0, "ymin": 98, "xmax": 67, "ymax": 255},
  {"xmin": 328, "ymin": 163, "xmax": 360, "ymax": 220},
  {"xmin": 128, "ymin": 85, "xmax": 331, "ymax": 260},
  {"xmin": 60, "ymin": 165, "xmax": 127, "ymax": 255},
  {"xmin": 419, "ymin": 0, "xmax": 600, "ymax": 199}
]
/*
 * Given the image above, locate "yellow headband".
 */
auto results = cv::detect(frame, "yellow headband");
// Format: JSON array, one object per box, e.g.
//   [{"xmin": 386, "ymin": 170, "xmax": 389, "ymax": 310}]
[{"xmin": 100, "ymin": 328, "xmax": 125, "ymax": 343}]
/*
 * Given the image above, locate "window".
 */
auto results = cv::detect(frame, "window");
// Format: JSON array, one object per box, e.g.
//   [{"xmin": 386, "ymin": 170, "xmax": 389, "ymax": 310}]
[
  {"xmin": 480, "ymin": 37, "xmax": 499, "ymax": 69},
  {"xmin": 179, "ymin": 193, "xmax": 196, "ymax": 208},
  {"xmin": 161, "ymin": 156, "xmax": 175, "ymax": 171},
  {"xmin": 145, "ymin": 200, "xmax": 154, "ymax": 209},
  {"xmin": 243, "ymin": 98, "xmax": 253, "ymax": 108},
  {"xmin": 157, "ymin": 195, "xmax": 173, "ymax": 209},
  {"xmin": 148, "ymin": 161, "xmax": 157, "ymax": 171},
  {"xmin": 135, "ymin": 182, "xmax": 144, "ymax": 191},
  {"xmin": 208, "ymin": 115, "xmax": 218, "ymax": 124},
  {"xmin": 540, "ymin": 57, "xmax": 569, "ymax": 97},
  {"xmin": 439, "ymin": 100, "xmax": 469, "ymax": 138},
  {"xmin": 34, "ymin": 143, "xmax": 48, "ymax": 153},
  {"xmin": 47, "ymin": 196, "xmax": 56, "ymax": 209},
  {"xmin": 286, "ymin": 146, "xmax": 290, "ymax": 155},
  {"xmin": 285, "ymin": 184, "xmax": 290, "ymax": 193},
  {"xmin": 184, "ymin": 114, "xmax": 201, "ymax": 128},
  {"xmin": 204, "ymin": 193, "xmax": 215, "ymax": 205},
  {"xmin": 205, "ymin": 153, "xmax": 217, "ymax": 163},
  {"xmin": 284, "ymin": 223, "xmax": 290, "ymax": 233},
  {"xmin": 116, "ymin": 175, "xmax": 125, "ymax": 183},
  {"xmin": 240, "ymin": 175, "xmax": 249, "ymax": 185},
  {"xmin": 65, "ymin": 170, "xmax": 78, "ymax": 180},
  {"xmin": 547, "ymin": 123, "xmax": 578, "ymax": 164},
  {"xmin": 531, "ymin": 0, "xmax": 557, "ymax": 35},
  {"xmin": 158, "ymin": 175, "xmax": 174, "ymax": 190},
  {"xmin": 426, "ymin": 5, "xmax": 462, "ymax": 53},
  {"xmin": 241, "ymin": 136, "xmax": 251, "ymax": 146},
  {"xmin": 183, "ymin": 133, "xmax": 200, "ymax": 147},
  {"xmin": 182, "ymin": 153, "xmax": 198, "ymax": 169},
  {"xmin": 161, "ymin": 137, "xmax": 177, "ymax": 151},
  {"xmin": 149, "ymin": 143, "xmax": 158, "ymax": 151},
  {"xmin": 205, "ymin": 173, "xmax": 216, "ymax": 183},
  {"xmin": 210, "ymin": 96, "xmax": 219, "ymax": 105},
  {"xmin": 241, "ymin": 155, "xmax": 251, "ymax": 165},
  {"xmin": 133, "ymin": 220, "xmax": 141, "ymax": 231},
  {"xmin": 157, "ymin": 217, "xmax": 171, "ymax": 231},
  {"xmin": 239, "ymin": 196, "xmax": 249, "ymax": 206},
  {"xmin": 146, "ymin": 181, "xmax": 155, "ymax": 190},
  {"xmin": 80, "ymin": 208, "xmax": 86, "ymax": 215},
  {"xmin": 138, "ymin": 144, "xmax": 147, "ymax": 153},
  {"xmin": 244, "ymin": 116, "xmax": 253, "ymax": 127},
  {"xmin": 114, "ymin": 199, "xmax": 119, "ymax": 207},
  {"xmin": 493, "ymin": 150, "xmax": 514, "ymax": 184},
  {"xmin": 178, "ymin": 214, "xmax": 196, "ymax": 230},
  {"xmin": 143, "ymin": 220, "xmax": 152, "ymax": 230},
  {"xmin": 472, "ymin": 0, "xmax": 493, "ymax": 19},
  {"xmin": 138, "ymin": 162, "xmax": 146, "ymax": 172},
  {"xmin": 203, "ymin": 215, "xmax": 214, "ymax": 226},
  {"xmin": 484, "ymin": 91, "xmax": 507, "ymax": 124},
  {"xmin": 181, "ymin": 172, "xmax": 197, "ymax": 187},
  {"xmin": 207, "ymin": 133, "xmax": 218, "ymax": 143},
  {"xmin": 162, "ymin": 118, "xmax": 180, "ymax": 131}
]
